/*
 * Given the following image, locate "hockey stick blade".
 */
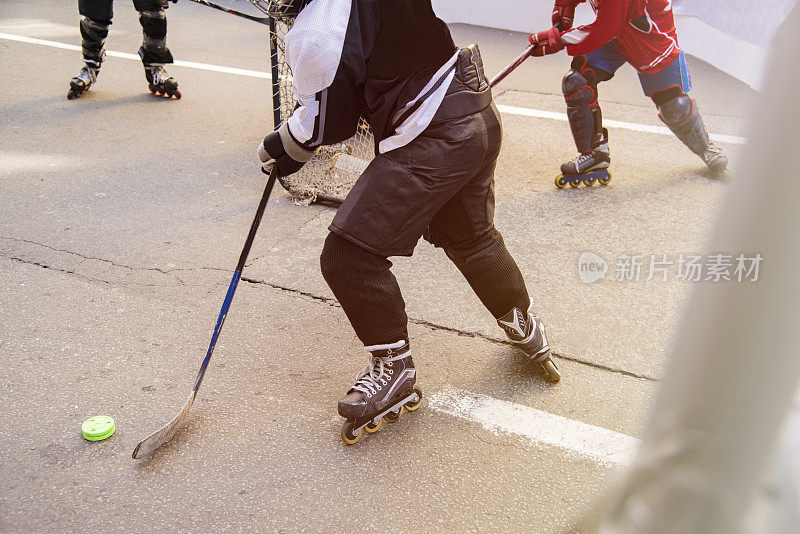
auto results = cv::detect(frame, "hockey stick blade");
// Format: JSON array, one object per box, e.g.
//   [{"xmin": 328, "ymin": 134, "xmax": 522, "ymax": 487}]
[
  {"xmin": 132, "ymin": 390, "xmax": 197, "ymax": 459},
  {"xmin": 132, "ymin": 168, "xmax": 278, "ymax": 460}
]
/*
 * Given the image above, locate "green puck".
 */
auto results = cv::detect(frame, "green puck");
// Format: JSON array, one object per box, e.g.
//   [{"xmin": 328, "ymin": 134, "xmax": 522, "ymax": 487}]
[{"xmin": 82, "ymin": 416, "xmax": 115, "ymax": 441}]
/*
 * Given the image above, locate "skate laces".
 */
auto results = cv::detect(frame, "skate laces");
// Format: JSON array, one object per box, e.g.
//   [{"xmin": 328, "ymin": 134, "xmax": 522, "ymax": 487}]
[
  {"xmin": 351, "ymin": 353, "xmax": 405, "ymax": 398},
  {"xmin": 78, "ymin": 66, "xmax": 97, "ymax": 84},
  {"xmin": 704, "ymin": 143, "xmax": 724, "ymax": 161},
  {"xmin": 148, "ymin": 66, "xmax": 171, "ymax": 84}
]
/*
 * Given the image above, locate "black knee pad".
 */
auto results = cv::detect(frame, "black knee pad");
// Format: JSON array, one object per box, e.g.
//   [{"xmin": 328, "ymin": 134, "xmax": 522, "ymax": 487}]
[
  {"xmin": 562, "ymin": 70, "xmax": 600, "ymax": 153},
  {"xmin": 79, "ymin": 16, "xmax": 110, "ymax": 65},
  {"xmin": 562, "ymin": 69, "xmax": 591, "ymax": 98},
  {"xmin": 138, "ymin": 9, "xmax": 174, "ymax": 65},
  {"xmin": 139, "ymin": 9, "xmax": 167, "ymax": 40},
  {"xmin": 320, "ymin": 233, "xmax": 409, "ymax": 347},
  {"xmin": 658, "ymin": 94, "xmax": 710, "ymax": 156},
  {"xmin": 444, "ymin": 226, "xmax": 501, "ymax": 266},
  {"xmin": 78, "ymin": 0, "xmax": 113, "ymax": 22},
  {"xmin": 443, "ymin": 227, "xmax": 529, "ymax": 318},
  {"xmin": 657, "ymin": 94, "xmax": 693, "ymax": 125},
  {"xmin": 133, "ymin": 0, "xmax": 168, "ymax": 11}
]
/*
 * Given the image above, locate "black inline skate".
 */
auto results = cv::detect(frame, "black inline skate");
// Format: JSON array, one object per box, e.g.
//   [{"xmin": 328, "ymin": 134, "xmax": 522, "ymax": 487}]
[
  {"xmin": 67, "ymin": 64, "xmax": 99, "ymax": 100},
  {"xmin": 338, "ymin": 340, "xmax": 422, "ymax": 445},
  {"xmin": 497, "ymin": 306, "xmax": 561, "ymax": 382},
  {"xmin": 145, "ymin": 65, "xmax": 181, "ymax": 99},
  {"xmin": 555, "ymin": 128, "xmax": 612, "ymax": 189}
]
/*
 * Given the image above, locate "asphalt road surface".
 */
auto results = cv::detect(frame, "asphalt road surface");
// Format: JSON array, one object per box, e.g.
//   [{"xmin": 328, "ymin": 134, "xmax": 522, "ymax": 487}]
[{"xmin": 0, "ymin": 1, "xmax": 755, "ymax": 532}]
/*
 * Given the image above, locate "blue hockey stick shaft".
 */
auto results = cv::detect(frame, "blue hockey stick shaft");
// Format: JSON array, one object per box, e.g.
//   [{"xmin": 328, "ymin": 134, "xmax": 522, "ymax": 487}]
[{"xmin": 192, "ymin": 166, "xmax": 278, "ymax": 392}]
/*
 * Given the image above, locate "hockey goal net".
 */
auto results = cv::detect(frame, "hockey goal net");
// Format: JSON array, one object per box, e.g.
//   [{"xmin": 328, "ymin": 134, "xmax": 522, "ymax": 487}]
[{"xmin": 251, "ymin": 0, "xmax": 374, "ymax": 205}]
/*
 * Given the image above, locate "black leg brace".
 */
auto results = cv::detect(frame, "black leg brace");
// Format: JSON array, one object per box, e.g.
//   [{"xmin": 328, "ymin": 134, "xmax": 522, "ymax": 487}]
[
  {"xmin": 443, "ymin": 226, "xmax": 530, "ymax": 319},
  {"xmin": 79, "ymin": 16, "xmax": 110, "ymax": 67},
  {"xmin": 320, "ymin": 233, "xmax": 409, "ymax": 347},
  {"xmin": 138, "ymin": 8, "xmax": 174, "ymax": 65}
]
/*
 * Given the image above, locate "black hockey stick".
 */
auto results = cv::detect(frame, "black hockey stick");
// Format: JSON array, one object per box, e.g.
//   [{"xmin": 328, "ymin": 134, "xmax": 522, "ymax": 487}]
[
  {"xmin": 489, "ymin": 43, "xmax": 537, "ymax": 88},
  {"xmin": 187, "ymin": 0, "xmax": 270, "ymax": 25},
  {"xmin": 132, "ymin": 166, "xmax": 279, "ymax": 459}
]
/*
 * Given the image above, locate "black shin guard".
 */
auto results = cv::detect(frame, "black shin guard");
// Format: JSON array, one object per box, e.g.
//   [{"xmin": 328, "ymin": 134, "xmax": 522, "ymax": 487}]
[
  {"xmin": 443, "ymin": 227, "xmax": 529, "ymax": 319},
  {"xmin": 657, "ymin": 93, "xmax": 711, "ymax": 156},
  {"xmin": 320, "ymin": 233, "xmax": 409, "ymax": 347},
  {"xmin": 562, "ymin": 57, "xmax": 611, "ymax": 153},
  {"xmin": 138, "ymin": 9, "xmax": 174, "ymax": 65},
  {"xmin": 79, "ymin": 16, "xmax": 110, "ymax": 67}
]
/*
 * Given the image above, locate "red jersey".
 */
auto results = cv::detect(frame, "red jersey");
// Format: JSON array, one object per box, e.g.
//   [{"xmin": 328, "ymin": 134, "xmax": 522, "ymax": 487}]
[{"xmin": 562, "ymin": 0, "xmax": 681, "ymax": 73}]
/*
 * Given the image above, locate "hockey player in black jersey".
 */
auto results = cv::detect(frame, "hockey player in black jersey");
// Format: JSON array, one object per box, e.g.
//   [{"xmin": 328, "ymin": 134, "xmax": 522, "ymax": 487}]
[{"xmin": 258, "ymin": 0, "xmax": 560, "ymax": 444}]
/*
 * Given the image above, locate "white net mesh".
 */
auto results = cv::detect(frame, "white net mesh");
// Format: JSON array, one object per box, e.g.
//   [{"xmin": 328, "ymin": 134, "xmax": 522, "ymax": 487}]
[{"xmin": 252, "ymin": 0, "xmax": 374, "ymax": 205}]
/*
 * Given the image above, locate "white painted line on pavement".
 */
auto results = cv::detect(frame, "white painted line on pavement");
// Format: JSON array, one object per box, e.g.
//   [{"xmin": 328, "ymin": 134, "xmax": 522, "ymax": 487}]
[
  {"xmin": 496, "ymin": 104, "xmax": 747, "ymax": 146},
  {"xmin": 0, "ymin": 32, "xmax": 270, "ymax": 79},
  {"xmin": 0, "ymin": 32, "xmax": 745, "ymax": 145},
  {"xmin": 428, "ymin": 386, "xmax": 640, "ymax": 468}
]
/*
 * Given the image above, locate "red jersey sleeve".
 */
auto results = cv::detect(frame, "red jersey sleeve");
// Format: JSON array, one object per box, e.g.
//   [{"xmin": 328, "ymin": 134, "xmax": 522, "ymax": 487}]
[{"xmin": 562, "ymin": 0, "xmax": 632, "ymax": 57}]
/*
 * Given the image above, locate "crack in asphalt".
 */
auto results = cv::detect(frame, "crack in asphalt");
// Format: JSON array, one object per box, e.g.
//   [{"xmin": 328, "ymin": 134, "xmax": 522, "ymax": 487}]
[
  {"xmin": 1, "ymin": 236, "xmax": 229, "ymax": 286},
  {"xmin": 241, "ymin": 276, "xmax": 657, "ymax": 382},
  {"xmin": 8, "ymin": 255, "xmax": 115, "ymax": 285},
  {"xmin": 2, "ymin": 237, "xmax": 657, "ymax": 382}
]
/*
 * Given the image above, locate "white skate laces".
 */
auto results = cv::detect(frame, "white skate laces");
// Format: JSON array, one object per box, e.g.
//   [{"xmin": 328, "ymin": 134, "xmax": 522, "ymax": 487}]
[
  {"xmin": 147, "ymin": 66, "xmax": 171, "ymax": 85},
  {"xmin": 76, "ymin": 66, "xmax": 98, "ymax": 85},
  {"xmin": 351, "ymin": 353, "xmax": 406, "ymax": 399},
  {"xmin": 574, "ymin": 152, "xmax": 594, "ymax": 169},
  {"xmin": 703, "ymin": 143, "xmax": 726, "ymax": 165}
]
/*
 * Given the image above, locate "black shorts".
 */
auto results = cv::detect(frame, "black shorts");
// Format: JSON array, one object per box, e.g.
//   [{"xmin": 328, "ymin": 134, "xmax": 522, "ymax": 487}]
[{"xmin": 329, "ymin": 102, "xmax": 502, "ymax": 257}]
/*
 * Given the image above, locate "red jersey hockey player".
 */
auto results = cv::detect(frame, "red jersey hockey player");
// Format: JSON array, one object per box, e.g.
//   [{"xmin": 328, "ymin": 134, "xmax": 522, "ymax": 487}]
[{"xmin": 530, "ymin": 0, "xmax": 728, "ymax": 187}]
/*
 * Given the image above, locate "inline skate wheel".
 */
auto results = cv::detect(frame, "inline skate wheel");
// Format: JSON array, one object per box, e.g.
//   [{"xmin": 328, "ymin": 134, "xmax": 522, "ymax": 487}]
[
  {"xmin": 341, "ymin": 420, "xmax": 362, "ymax": 445},
  {"xmin": 365, "ymin": 418, "xmax": 383, "ymax": 433},
  {"xmin": 554, "ymin": 175, "xmax": 567, "ymax": 189},
  {"xmin": 542, "ymin": 358, "xmax": 561, "ymax": 382},
  {"xmin": 598, "ymin": 171, "xmax": 612, "ymax": 186},
  {"xmin": 403, "ymin": 385, "xmax": 423, "ymax": 412},
  {"xmin": 173, "ymin": 90, "xmax": 182, "ymax": 100},
  {"xmin": 384, "ymin": 409, "xmax": 401, "ymax": 423},
  {"xmin": 569, "ymin": 181, "xmax": 580, "ymax": 188},
  {"xmin": 584, "ymin": 177, "xmax": 596, "ymax": 186}
]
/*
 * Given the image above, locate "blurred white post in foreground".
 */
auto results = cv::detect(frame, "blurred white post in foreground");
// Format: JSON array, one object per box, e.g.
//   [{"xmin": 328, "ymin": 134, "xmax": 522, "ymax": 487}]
[{"xmin": 580, "ymin": 6, "xmax": 800, "ymax": 534}]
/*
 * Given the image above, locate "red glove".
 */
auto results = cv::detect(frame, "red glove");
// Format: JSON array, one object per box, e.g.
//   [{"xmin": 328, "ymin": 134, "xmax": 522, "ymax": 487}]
[
  {"xmin": 552, "ymin": 0, "xmax": 580, "ymax": 31},
  {"xmin": 528, "ymin": 27, "xmax": 565, "ymax": 56}
]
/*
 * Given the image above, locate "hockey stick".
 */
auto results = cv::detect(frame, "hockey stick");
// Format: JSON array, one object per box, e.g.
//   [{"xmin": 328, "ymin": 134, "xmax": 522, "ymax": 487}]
[
  {"xmin": 132, "ymin": 166, "xmax": 279, "ymax": 459},
  {"xmin": 187, "ymin": 0, "xmax": 270, "ymax": 25},
  {"xmin": 489, "ymin": 43, "xmax": 537, "ymax": 88}
]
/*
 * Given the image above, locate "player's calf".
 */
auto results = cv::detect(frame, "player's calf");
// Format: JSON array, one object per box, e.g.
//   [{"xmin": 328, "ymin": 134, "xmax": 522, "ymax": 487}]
[{"xmin": 658, "ymin": 93, "xmax": 728, "ymax": 173}]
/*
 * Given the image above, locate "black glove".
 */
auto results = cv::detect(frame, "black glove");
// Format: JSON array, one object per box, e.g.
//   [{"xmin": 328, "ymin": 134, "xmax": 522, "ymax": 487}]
[{"xmin": 257, "ymin": 126, "xmax": 314, "ymax": 177}]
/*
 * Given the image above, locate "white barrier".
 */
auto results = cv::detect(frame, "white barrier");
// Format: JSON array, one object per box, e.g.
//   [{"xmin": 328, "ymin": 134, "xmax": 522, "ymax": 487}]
[{"xmin": 431, "ymin": 0, "xmax": 788, "ymax": 90}]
